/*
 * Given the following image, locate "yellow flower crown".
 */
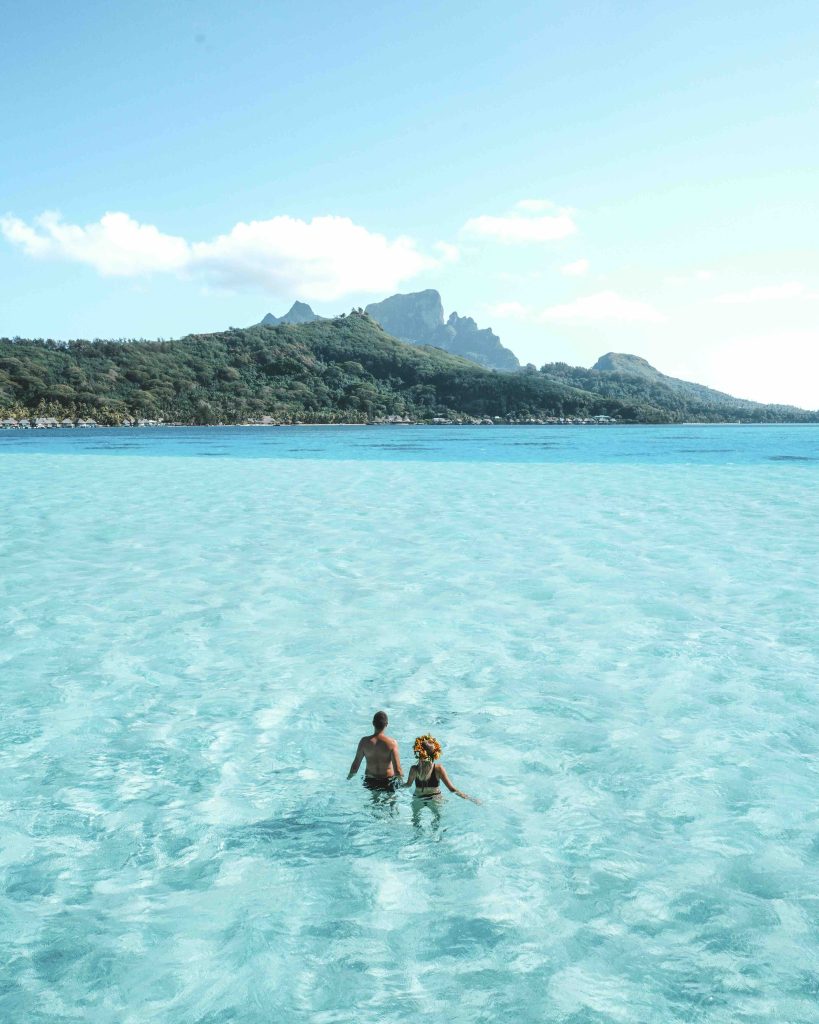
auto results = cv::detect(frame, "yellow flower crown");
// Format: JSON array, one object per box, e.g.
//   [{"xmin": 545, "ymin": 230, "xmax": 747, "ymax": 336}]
[{"xmin": 413, "ymin": 734, "xmax": 442, "ymax": 761}]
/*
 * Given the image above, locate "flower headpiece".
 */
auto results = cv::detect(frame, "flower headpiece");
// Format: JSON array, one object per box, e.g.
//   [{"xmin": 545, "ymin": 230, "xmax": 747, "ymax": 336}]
[{"xmin": 413, "ymin": 734, "xmax": 442, "ymax": 761}]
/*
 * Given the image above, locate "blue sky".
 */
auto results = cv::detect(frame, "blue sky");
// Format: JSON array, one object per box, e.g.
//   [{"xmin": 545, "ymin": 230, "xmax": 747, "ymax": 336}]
[{"xmin": 2, "ymin": 0, "xmax": 818, "ymax": 406}]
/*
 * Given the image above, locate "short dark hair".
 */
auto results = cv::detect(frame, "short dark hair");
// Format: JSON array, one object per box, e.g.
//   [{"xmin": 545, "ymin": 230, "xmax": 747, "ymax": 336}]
[{"xmin": 372, "ymin": 710, "xmax": 388, "ymax": 730}]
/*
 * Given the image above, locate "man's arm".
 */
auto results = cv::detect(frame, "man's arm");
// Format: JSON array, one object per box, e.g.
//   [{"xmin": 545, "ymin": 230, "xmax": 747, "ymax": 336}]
[
  {"xmin": 391, "ymin": 740, "xmax": 403, "ymax": 777},
  {"xmin": 347, "ymin": 739, "xmax": 365, "ymax": 779}
]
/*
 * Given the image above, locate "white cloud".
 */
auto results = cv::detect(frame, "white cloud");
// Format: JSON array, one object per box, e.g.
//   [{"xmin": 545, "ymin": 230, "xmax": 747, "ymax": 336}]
[
  {"xmin": 188, "ymin": 216, "xmax": 433, "ymax": 299},
  {"xmin": 485, "ymin": 301, "xmax": 530, "ymax": 320},
  {"xmin": 664, "ymin": 268, "xmax": 715, "ymax": 285},
  {"xmin": 538, "ymin": 290, "xmax": 666, "ymax": 324},
  {"xmin": 560, "ymin": 258, "xmax": 590, "ymax": 277},
  {"xmin": 462, "ymin": 200, "xmax": 577, "ymax": 244},
  {"xmin": 0, "ymin": 210, "xmax": 436, "ymax": 300},
  {"xmin": 0, "ymin": 211, "xmax": 189, "ymax": 276},
  {"xmin": 484, "ymin": 290, "xmax": 665, "ymax": 326},
  {"xmin": 715, "ymin": 282, "xmax": 813, "ymax": 304},
  {"xmin": 433, "ymin": 240, "xmax": 460, "ymax": 262}
]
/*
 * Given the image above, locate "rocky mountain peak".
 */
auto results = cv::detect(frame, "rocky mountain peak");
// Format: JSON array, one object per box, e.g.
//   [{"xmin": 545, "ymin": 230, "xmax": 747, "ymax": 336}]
[
  {"xmin": 365, "ymin": 290, "xmax": 445, "ymax": 341},
  {"xmin": 592, "ymin": 352, "xmax": 659, "ymax": 377},
  {"xmin": 260, "ymin": 301, "xmax": 323, "ymax": 327},
  {"xmin": 365, "ymin": 291, "xmax": 519, "ymax": 371}
]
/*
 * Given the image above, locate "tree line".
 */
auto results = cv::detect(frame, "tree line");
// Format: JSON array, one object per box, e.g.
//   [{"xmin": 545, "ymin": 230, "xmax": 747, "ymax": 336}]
[{"xmin": 1, "ymin": 314, "xmax": 814, "ymax": 425}]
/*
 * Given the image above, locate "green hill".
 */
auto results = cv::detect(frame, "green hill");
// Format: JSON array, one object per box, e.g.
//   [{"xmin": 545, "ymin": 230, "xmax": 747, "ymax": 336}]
[
  {"xmin": 0, "ymin": 314, "xmax": 614, "ymax": 424},
  {"xmin": 593, "ymin": 352, "xmax": 777, "ymax": 408},
  {"xmin": 540, "ymin": 351, "xmax": 815, "ymax": 422},
  {"xmin": 0, "ymin": 315, "xmax": 815, "ymax": 424}
]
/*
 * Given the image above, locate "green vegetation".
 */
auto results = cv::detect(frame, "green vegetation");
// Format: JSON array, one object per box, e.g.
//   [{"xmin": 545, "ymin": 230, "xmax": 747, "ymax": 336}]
[
  {"xmin": 1, "ymin": 313, "xmax": 815, "ymax": 424},
  {"xmin": 540, "ymin": 355, "xmax": 815, "ymax": 422}
]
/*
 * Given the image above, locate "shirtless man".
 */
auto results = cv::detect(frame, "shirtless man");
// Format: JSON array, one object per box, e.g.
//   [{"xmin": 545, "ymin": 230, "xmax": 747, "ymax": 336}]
[{"xmin": 347, "ymin": 710, "xmax": 403, "ymax": 791}]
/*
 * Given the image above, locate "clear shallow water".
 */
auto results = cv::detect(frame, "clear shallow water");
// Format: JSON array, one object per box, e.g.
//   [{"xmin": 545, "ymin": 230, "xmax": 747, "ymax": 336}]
[
  {"xmin": 1, "ymin": 426, "xmax": 818, "ymax": 1023},
  {"xmin": 1, "ymin": 421, "xmax": 819, "ymax": 464}
]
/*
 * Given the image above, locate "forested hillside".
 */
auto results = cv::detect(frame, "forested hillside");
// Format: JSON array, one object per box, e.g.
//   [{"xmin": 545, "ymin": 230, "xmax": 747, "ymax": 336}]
[
  {"xmin": 540, "ymin": 354, "xmax": 813, "ymax": 422},
  {"xmin": 1, "ymin": 313, "xmax": 815, "ymax": 424}
]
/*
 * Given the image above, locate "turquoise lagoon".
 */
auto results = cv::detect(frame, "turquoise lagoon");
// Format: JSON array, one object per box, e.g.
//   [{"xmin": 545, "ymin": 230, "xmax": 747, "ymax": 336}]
[{"xmin": 1, "ymin": 425, "xmax": 818, "ymax": 1023}]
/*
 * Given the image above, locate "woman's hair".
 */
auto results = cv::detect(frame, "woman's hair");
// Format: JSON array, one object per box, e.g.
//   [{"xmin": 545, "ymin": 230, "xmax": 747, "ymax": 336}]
[{"xmin": 413, "ymin": 734, "xmax": 442, "ymax": 761}]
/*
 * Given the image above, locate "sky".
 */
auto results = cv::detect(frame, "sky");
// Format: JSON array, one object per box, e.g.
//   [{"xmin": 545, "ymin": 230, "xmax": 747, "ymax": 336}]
[{"xmin": 2, "ymin": 0, "xmax": 819, "ymax": 407}]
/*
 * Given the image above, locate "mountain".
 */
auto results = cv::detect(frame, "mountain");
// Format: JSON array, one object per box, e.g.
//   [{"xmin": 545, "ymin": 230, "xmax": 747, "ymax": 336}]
[
  {"xmin": 1, "ymin": 320, "xmax": 814, "ymax": 425},
  {"xmin": 593, "ymin": 353, "xmax": 661, "ymax": 377},
  {"xmin": 260, "ymin": 301, "xmax": 323, "ymax": 326},
  {"xmin": 365, "ymin": 289, "xmax": 443, "ymax": 342},
  {"xmin": 539, "ymin": 351, "xmax": 813, "ymax": 421},
  {"xmin": 590, "ymin": 353, "xmax": 758, "ymax": 409},
  {"xmin": 434, "ymin": 312, "xmax": 521, "ymax": 372},
  {"xmin": 0, "ymin": 314, "xmax": 604, "ymax": 424},
  {"xmin": 365, "ymin": 289, "xmax": 520, "ymax": 371}
]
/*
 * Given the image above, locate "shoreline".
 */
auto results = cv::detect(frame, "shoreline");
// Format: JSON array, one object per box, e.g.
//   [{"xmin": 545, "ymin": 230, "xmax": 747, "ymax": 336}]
[
  {"xmin": 1, "ymin": 418, "xmax": 812, "ymax": 431},
  {"xmin": 2, "ymin": 416, "xmax": 623, "ymax": 430}
]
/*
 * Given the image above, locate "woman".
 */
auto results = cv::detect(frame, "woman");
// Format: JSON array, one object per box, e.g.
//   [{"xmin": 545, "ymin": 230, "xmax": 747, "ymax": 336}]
[{"xmin": 404, "ymin": 734, "xmax": 478, "ymax": 803}]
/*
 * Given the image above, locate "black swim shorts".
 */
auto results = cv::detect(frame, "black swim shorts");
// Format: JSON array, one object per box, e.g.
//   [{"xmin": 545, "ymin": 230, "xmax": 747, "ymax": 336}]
[{"xmin": 363, "ymin": 776, "xmax": 401, "ymax": 792}]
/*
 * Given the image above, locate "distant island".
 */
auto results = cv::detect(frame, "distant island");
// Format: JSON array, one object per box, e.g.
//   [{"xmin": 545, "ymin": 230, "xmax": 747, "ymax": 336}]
[{"xmin": 1, "ymin": 311, "xmax": 816, "ymax": 426}]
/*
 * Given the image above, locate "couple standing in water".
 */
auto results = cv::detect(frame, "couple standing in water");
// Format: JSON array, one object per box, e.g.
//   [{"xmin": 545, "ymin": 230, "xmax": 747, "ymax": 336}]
[{"xmin": 346, "ymin": 710, "xmax": 477, "ymax": 803}]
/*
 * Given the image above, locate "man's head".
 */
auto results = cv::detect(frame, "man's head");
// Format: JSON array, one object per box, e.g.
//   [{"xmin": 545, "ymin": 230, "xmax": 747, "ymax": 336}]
[{"xmin": 372, "ymin": 710, "xmax": 388, "ymax": 732}]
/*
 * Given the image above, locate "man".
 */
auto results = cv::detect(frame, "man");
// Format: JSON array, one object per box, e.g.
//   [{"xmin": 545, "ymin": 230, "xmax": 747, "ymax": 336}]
[{"xmin": 347, "ymin": 710, "xmax": 403, "ymax": 790}]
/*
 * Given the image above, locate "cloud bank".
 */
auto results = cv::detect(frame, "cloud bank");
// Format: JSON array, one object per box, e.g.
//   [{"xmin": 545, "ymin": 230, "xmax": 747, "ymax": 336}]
[
  {"xmin": 488, "ymin": 290, "xmax": 665, "ymax": 325},
  {"xmin": 1, "ymin": 211, "xmax": 189, "ymax": 276},
  {"xmin": 560, "ymin": 258, "xmax": 590, "ymax": 277},
  {"xmin": 539, "ymin": 290, "xmax": 665, "ymax": 324},
  {"xmin": 715, "ymin": 282, "xmax": 814, "ymax": 304},
  {"xmin": 462, "ymin": 199, "xmax": 577, "ymax": 243},
  {"xmin": 0, "ymin": 211, "xmax": 436, "ymax": 300}
]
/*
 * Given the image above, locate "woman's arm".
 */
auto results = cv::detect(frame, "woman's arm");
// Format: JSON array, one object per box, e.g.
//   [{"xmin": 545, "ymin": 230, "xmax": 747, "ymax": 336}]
[
  {"xmin": 402, "ymin": 765, "xmax": 417, "ymax": 788},
  {"xmin": 436, "ymin": 764, "xmax": 480, "ymax": 803}
]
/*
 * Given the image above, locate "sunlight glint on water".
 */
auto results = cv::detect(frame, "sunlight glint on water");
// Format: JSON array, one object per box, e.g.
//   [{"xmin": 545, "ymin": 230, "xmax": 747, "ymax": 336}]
[{"xmin": 1, "ymin": 426, "xmax": 818, "ymax": 1023}]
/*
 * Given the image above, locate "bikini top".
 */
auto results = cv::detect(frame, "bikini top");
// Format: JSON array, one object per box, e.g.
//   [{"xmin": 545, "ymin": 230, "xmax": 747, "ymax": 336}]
[{"xmin": 415, "ymin": 765, "xmax": 439, "ymax": 789}]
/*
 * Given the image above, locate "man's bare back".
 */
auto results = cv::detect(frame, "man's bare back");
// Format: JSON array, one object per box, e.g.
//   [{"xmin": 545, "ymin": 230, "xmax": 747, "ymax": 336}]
[
  {"xmin": 347, "ymin": 711, "xmax": 403, "ymax": 789},
  {"xmin": 356, "ymin": 732, "xmax": 402, "ymax": 777}
]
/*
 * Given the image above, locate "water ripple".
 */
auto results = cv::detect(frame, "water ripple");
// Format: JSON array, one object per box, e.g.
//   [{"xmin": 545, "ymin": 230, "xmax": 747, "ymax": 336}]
[{"xmin": 1, "ymin": 441, "xmax": 818, "ymax": 1022}]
